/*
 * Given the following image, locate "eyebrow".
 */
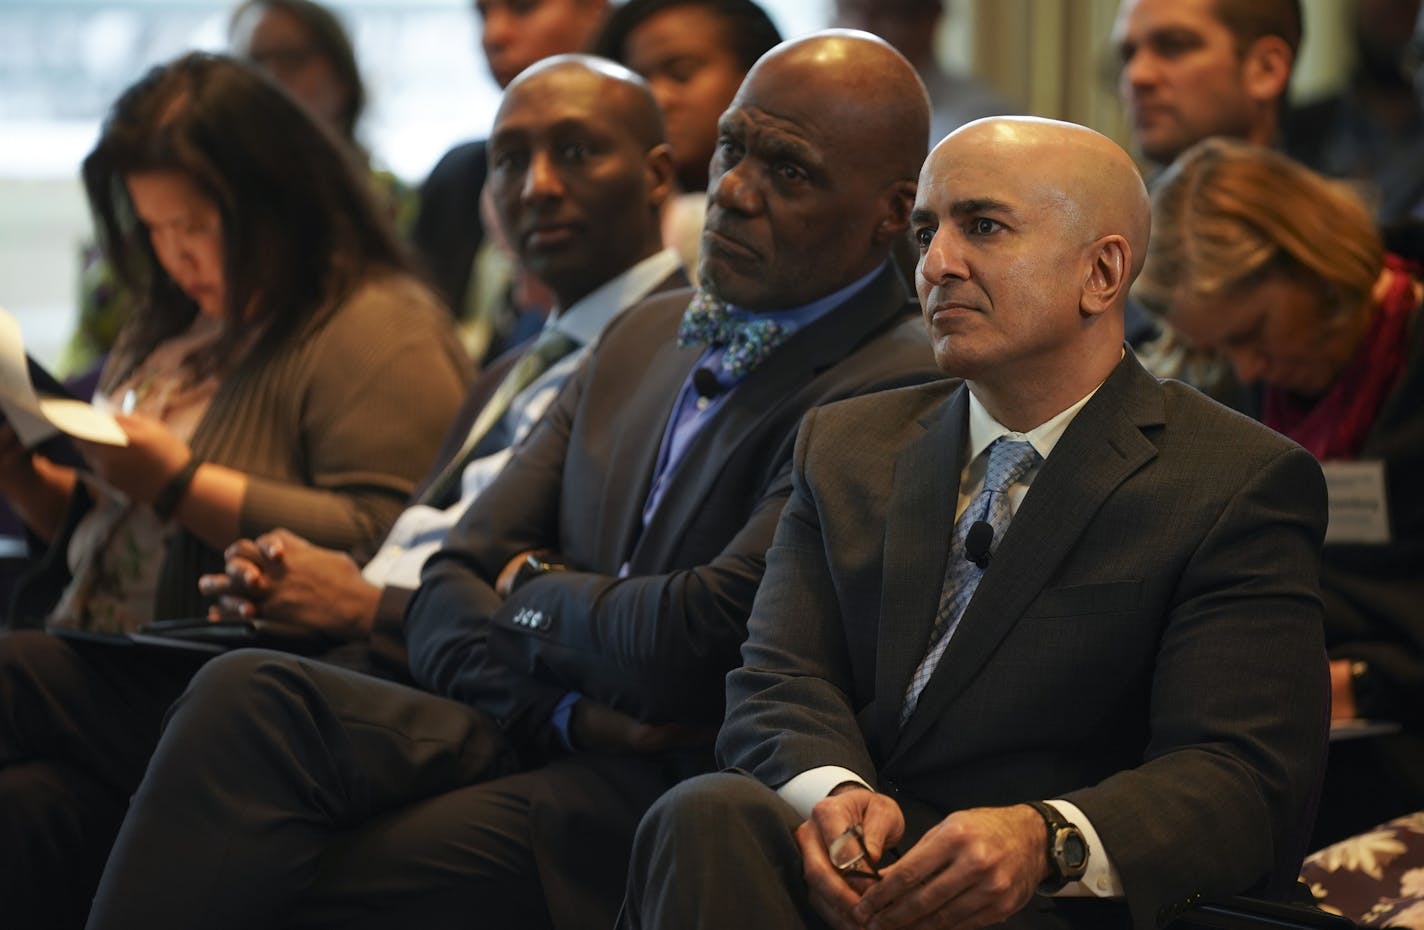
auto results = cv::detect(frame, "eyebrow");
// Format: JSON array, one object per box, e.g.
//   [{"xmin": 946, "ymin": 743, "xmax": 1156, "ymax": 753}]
[
  {"xmin": 946, "ymin": 198, "xmax": 1018, "ymax": 219},
  {"xmin": 719, "ymin": 112, "xmax": 825, "ymax": 175},
  {"xmin": 909, "ymin": 206, "xmax": 937, "ymax": 226}
]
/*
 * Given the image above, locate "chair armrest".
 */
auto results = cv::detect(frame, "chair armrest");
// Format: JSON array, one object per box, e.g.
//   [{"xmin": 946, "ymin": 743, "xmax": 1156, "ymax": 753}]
[{"xmin": 1166, "ymin": 895, "xmax": 1356, "ymax": 930}]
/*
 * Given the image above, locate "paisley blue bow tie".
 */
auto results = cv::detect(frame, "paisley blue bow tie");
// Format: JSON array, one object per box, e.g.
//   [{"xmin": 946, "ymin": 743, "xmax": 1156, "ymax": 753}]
[{"xmin": 676, "ymin": 289, "xmax": 792, "ymax": 379}]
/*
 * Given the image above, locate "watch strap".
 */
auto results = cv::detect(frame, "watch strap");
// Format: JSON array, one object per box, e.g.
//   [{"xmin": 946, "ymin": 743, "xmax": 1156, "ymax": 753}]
[
  {"xmin": 1026, "ymin": 800, "xmax": 1085, "ymax": 892},
  {"xmin": 153, "ymin": 455, "xmax": 202, "ymax": 522}
]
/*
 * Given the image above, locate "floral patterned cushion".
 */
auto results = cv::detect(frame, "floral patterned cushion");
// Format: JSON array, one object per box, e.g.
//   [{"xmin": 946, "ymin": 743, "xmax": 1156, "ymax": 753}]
[{"xmin": 1302, "ymin": 811, "xmax": 1424, "ymax": 927}]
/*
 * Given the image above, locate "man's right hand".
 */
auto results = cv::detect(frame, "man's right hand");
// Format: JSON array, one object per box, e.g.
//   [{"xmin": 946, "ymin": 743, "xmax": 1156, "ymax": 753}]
[
  {"xmin": 798, "ymin": 786, "xmax": 905, "ymax": 930},
  {"xmin": 198, "ymin": 528, "xmax": 380, "ymax": 637}
]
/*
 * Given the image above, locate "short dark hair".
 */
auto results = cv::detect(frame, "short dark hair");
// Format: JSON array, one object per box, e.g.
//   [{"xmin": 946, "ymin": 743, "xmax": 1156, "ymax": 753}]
[
  {"xmin": 1212, "ymin": 0, "xmax": 1302, "ymax": 59},
  {"xmin": 82, "ymin": 52, "xmax": 410, "ymax": 386},
  {"xmin": 228, "ymin": 0, "xmax": 366, "ymax": 141},
  {"xmin": 591, "ymin": 0, "xmax": 783, "ymax": 73}
]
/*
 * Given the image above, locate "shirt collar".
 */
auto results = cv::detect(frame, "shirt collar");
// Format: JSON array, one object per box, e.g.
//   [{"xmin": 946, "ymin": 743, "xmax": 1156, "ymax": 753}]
[
  {"xmin": 546, "ymin": 248, "xmax": 681, "ymax": 346},
  {"xmin": 964, "ymin": 360, "xmax": 1118, "ymax": 467}
]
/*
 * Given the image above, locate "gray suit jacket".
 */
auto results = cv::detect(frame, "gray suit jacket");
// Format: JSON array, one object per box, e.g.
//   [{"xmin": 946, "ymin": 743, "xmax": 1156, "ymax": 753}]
[{"xmin": 718, "ymin": 351, "xmax": 1331, "ymax": 929}]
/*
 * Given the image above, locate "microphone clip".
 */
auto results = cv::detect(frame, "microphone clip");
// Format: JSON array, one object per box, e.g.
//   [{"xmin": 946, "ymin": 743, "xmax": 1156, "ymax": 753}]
[{"xmin": 964, "ymin": 520, "xmax": 994, "ymax": 569}]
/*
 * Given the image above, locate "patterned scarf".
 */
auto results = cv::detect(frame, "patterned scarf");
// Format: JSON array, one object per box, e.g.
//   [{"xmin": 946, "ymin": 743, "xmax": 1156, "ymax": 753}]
[{"xmin": 1265, "ymin": 254, "xmax": 1420, "ymax": 460}]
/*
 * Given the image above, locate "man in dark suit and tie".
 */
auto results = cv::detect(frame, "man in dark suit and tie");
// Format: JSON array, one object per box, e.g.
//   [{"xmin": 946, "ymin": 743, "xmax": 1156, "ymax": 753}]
[
  {"xmin": 192, "ymin": 54, "xmax": 688, "ymax": 676},
  {"xmin": 621, "ymin": 117, "xmax": 1331, "ymax": 930},
  {"xmin": 84, "ymin": 31, "xmax": 945, "ymax": 930}
]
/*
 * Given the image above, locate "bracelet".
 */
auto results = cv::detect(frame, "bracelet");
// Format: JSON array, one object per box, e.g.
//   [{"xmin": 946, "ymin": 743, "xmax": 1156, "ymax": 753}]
[{"xmin": 152, "ymin": 455, "xmax": 202, "ymax": 522}]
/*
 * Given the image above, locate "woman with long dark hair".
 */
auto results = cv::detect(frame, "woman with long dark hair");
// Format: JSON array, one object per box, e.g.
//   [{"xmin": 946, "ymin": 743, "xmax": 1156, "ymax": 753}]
[{"xmin": 0, "ymin": 52, "xmax": 469, "ymax": 928}]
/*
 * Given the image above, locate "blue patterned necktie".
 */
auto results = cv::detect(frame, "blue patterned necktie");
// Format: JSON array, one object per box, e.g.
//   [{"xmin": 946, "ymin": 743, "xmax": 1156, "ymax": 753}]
[
  {"xmin": 901, "ymin": 438, "xmax": 1042, "ymax": 724},
  {"xmin": 676, "ymin": 289, "xmax": 792, "ymax": 379}
]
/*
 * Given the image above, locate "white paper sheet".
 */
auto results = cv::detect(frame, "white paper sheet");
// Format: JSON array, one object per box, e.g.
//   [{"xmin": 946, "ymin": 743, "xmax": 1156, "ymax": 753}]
[{"xmin": 0, "ymin": 305, "xmax": 127, "ymax": 447}]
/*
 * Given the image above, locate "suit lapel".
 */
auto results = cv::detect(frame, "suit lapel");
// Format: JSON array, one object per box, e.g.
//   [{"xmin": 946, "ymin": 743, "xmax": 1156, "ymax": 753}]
[
  {"xmin": 630, "ymin": 264, "xmax": 912, "ymax": 568},
  {"xmin": 594, "ymin": 301, "xmax": 700, "ymax": 570},
  {"xmin": 872, "ymin": 388, "xmax": 969, "ymax": 758},
  {"xmin": 889, "ymin": 352, "xmax": 1167, "ymax": 757},
  {"xmin": 579, "ymin": 269, "xmax": 696, "ymax": 568}
]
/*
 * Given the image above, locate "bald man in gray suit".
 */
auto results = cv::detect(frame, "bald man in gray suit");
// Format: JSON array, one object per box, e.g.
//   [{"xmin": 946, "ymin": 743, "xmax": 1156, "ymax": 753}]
[{"xmin": 623, "ymin": 117, "xmax": 1330, "ymax": 930}]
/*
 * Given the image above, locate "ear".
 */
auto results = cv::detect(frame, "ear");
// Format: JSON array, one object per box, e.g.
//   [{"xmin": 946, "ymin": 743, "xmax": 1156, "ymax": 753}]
[
  {"xmin": 1241, "ymin": 35, "xmax": 1292, "ymax": 106},
  {"xmin": 644, "ymin": 142, "xmax": 677, "ymax": 210},
  {"xmin": 1081, "ymin": 235, "xmax": 1131, "ymax": 318},
  {"xmin": 872, "ymin": 180, "xmax": 917, "ymax": 247}
]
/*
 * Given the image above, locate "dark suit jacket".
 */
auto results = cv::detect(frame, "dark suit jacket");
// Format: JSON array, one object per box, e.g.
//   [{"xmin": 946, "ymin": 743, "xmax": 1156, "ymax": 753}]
[
  {"xmin": 361, "ymin": 266, "xmax": 691, "ymax": 670},
  {"xmin": 404, "ymin": 262, "xmax": 944, "ymax": 751},
  {"xmin": 410, "ymin": 140, "xmax": 487, "ymax": 315},
  {"xmin": 717, "ymin": 352, "xmax": 1331, "ymax": 930},
  {"xmin": 1315, "ymin": 304, "xmax": 1424, "ymax": 723}
]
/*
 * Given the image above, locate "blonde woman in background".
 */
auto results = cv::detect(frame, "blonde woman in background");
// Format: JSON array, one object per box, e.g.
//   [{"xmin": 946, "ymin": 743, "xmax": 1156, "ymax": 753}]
[{"xmin": 1137, "ymin": 136, "xmax": 1424, "ymax": 848}]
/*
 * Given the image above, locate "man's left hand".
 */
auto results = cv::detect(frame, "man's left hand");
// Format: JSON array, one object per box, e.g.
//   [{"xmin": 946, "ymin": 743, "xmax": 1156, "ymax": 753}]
[
  {"xmin": 567, "ymin": 698, "xmax": 714, "ymax": 754},
  {"xmin": 853, "ymin": 804, "xmax": 1048, "ymax": 930}
]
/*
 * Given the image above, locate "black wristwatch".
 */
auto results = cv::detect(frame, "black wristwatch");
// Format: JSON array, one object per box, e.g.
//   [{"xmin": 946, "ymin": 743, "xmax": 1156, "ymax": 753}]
[
  {"xmin": 508, "ymin": 552, "xmax": 567, "ymax": 593},
  {"xmin": 1026, "ymin": 800, "xmax": 1089, "ymax": 892}
]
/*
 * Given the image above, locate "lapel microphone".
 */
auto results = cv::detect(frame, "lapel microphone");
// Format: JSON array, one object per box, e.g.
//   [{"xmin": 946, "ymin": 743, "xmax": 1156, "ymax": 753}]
[
  {"xmin": 692, "ymin": 367, "xmax": 724, "ymax": 404},
  {"xmin": 964, "ymin": 520, "xmax": 993, "ymax": 568}
]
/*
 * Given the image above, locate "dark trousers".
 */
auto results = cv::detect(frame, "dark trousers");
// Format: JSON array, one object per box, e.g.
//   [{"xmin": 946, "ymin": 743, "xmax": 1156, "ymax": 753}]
[
  {"xmin": 0, "ymin": 630, "xmax": 210, "ymax": 930},
  {"xmin": 87, "ymin": 648, "xmax": 704, "ymax": 930},
  {"xmin": 621, "ymin": 772, "xmax": 1132, "ymax": 930}
]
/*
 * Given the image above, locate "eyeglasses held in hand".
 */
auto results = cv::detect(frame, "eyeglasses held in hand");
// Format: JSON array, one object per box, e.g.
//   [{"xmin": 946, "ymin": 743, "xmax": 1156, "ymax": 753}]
[{"xmin": 828, "ymin": 823, "xmax": 883, "ymax": 882}]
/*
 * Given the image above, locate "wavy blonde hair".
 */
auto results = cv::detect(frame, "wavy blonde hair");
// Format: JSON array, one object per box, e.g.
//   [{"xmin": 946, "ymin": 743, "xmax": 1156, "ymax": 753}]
[{"xmin": 1135, "ymin": 137, "xmax": 1383, "ymax": 383}]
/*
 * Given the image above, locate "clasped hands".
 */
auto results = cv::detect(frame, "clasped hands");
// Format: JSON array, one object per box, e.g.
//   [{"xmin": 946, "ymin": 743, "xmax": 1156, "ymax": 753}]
[
  {"xmin": 198, "ymin": 528, "xmax": 379, "ymax": 637},
  {"xmin": 800, "ymin": 786, "xmax": 1048, "ymax": 930}
]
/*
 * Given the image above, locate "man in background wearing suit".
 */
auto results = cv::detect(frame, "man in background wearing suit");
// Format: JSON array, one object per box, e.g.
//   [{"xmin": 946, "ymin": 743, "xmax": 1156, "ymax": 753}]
[
  {"xmin": 196, "ymin": 54, "xmax": 687, "ymax": 678},
  {"xmin": 412, "ymin": 0, "xmax": 610, "ymax": 364},
  {"xmin": 622, "ymin": 117, "xmax": 1330, "ymax": 930},
  {"xmin": 84, "ymin": 31, "xmax": 944, "ymax": 930}
]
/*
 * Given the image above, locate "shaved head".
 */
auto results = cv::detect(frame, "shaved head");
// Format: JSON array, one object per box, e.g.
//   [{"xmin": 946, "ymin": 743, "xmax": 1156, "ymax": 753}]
[
  {"xmin": 699, "ymin": 29, "xmax": 931, "ymax": 309},
  {"xmin": 741, "ymin": 30, "xmax": 930, "ymax": 189},
  {"xmin": 943, "ymin": 117, "xmax": 1151, "ymax": 281},
  {"xmin": 501, "ymin": 54, "xmax": 665, "ymax": 150},
  {"xmin": 912, "ymin": 116, "xmax": 1148, "ymax": 428}
]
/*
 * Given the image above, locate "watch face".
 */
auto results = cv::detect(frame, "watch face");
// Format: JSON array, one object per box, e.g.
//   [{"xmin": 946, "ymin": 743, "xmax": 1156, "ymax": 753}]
[
  {"xmin": 1056, "ymin": 829, "xmax": 1089, "ymax": 874},
  {"xmin": 1065, "ymin": 833, "xmax": 1087, "ymax": 869}
]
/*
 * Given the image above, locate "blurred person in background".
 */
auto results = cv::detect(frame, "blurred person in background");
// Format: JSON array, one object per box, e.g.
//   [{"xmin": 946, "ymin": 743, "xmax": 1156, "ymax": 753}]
[
  {"xmin": 1113, "ymin": 0, "xmax": 1299, "ymax": 171},
  {"xmin": 412, "ymin": 0, "xmax": 609, "ymax": 367},
  {"xmin": 1111, "ymin": 0, "xmax": 1300, "ymax": 348},
  {"xmin": 229, "ymin": 0, "xmax": 418, "ymax": 231},
  {"xmin": 591, "ymin": 0, "xmax": 782, "ymax": 279},
  {"xmin": 1284, "ymin": 0, "xmax": 1424, "ymax": 223},
  {"xmin": 832, "ymin": 0, "xmax": 1014, "ymax": 146},
  {"xmin": 0, "ymin": 52, "xmax": 469, "ymax": 930},
  {"xmin": 1136, "ymin": 136, "xmax": 1424, "ymax": 849}
]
